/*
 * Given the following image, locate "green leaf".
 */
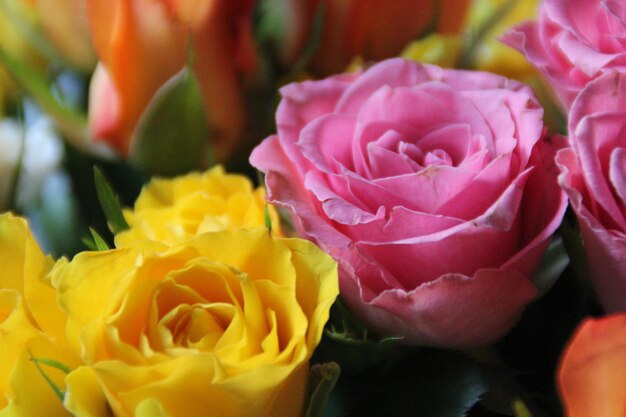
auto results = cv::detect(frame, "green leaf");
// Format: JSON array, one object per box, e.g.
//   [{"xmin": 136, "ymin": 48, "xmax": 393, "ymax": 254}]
[
  {"xmin": 305, "ymin": 362, "xmax": 341, "ymax": 417},
  {"xmin": 31, "ymin": 357, "xmax": 72, "ymax": 375},
  {"xmin": 475, "ymin": 357, "xmax": 552, "ymax": 417},
  {"xmin": 81, "ymin": 236, "xmax": 97, "ymax": 251},
  {"xmin": 28, "ymin": 351, "xmax": 65, "ymax": 401},
  {"xmin": 321, "ymin": 300, "xmax": 407, "ymax": 373},
  {"xmin": 130, "ymin": 67, "xmax": 211, "ymax": 176},
  {"xmin": 512, "ymin": 399, "xmax": 533, "ymax": 417},
  {"xmin": 0, "ymin": 45, "xmax": 94, "ymax": 155},
  {"xmin": 560, "ymin": 219, "xmax": 590, "ymax": 284},
  {"xmin": 82, "ymin": 227, "xmax": 110, "ymax": 251},
  {"xmin": 533, "ymin": 236, "xmax": 569, "ymax": 297},
  {"xmin": 94, "ymin": 166, "xmax": 129, "ymax": 234},
  {"xmin": 291, "ymin": 4, "xmax": 325, "ymax": 74},
  {"xmin": 325, "ymin": 299, "xmax": 405, "ymax": 348},
  {"xmin": 7, "ymin": 108, "xmax": 25, "ymax": 210},
  {"xmin": 254, "ymin": 0, "xmax": 287, "ymax": 44},
  {"xmin": 457, "ymin": 0, "xmax": 520, "ymax": 69},
  {"xmin": 264, "ymin": 204, "xmax": 272, "ymax": 233},
  {"xmin": 334, "ymin": 349, "xmax": 487, "ymax": 417}
]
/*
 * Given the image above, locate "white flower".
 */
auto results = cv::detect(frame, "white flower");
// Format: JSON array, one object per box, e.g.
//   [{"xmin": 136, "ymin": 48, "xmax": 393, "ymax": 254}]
[{"xmin": 0, "ymin": 117, "xmax": 63, "ymax": 210}]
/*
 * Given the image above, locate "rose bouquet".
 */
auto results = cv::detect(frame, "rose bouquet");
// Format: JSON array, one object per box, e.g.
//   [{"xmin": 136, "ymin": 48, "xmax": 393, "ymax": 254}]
[{"xmin": 0, "ymin": 0, "xmax": 624, "ymax": 416}]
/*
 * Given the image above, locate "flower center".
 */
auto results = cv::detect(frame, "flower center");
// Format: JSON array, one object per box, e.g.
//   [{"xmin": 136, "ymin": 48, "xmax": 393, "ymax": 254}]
[{"xmin": 422, "ymin": 149, "xmax": 453, "ymax": 167}]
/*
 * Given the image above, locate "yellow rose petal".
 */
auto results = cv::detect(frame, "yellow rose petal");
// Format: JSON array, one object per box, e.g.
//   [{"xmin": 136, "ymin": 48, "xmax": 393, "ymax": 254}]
[{"xmin": 64, "ymin": 367, "xmax": 110, "ymax": 417}]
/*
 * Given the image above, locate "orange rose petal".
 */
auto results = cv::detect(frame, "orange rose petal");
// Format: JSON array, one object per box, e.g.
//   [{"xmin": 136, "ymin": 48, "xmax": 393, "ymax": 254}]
[
  {"xmin": 87, "ymin": 0, "xmax": 187, "ymax": 154},
  {"xmin": 557, "ymin": 314, "xmax": 626, "ymax": 417},
  {"xmin": 349, "ymin": 0, "xmax": 435, "ymax": 60},
  {"xmin": 438, "ymin": 0, "xmax": 471, "ymax": 33}
]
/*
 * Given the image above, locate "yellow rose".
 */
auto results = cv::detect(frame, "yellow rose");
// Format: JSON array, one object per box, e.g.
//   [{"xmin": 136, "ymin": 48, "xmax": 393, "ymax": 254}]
[
  {"xmin": 20, "ymin": 0, "xmax": 96, "ymax": 71},
  {"xmin": 464, "ymin": 0, "xmax": 540, "ymax": 80},
  {"xmin": 51, "ymin": 229, "xmax": 339, "ymax": 417},
  {"xmin": 402, "ymin": 0, "xmax": 540, "ymax": 78},
  {"xmin": 116, "ymin": 166, "xmax": 282, "ymax": 247},
  {"xmin": 0, "ymin": 213, "xmax": 80, "ymax": 417},
  {"xmin": 401, "ymin": 34, "xmax": 463, "ymax": 68},
  {"xmin": 465, "ymin": 0, "xmax": 563, "ymax": 132}
]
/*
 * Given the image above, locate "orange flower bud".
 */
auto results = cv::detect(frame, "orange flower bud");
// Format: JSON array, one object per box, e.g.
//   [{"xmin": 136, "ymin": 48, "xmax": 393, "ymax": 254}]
[
  {"xmin": 87, "ymin": 0, "xmax": 257, "ymax": 161},
  {"xmin": 267, "ymin": 0, "xmax": 471, "ymax": 76},
  {"xmin": 558, "ymin": 314, "xmax": 626, "ymax": 417}
]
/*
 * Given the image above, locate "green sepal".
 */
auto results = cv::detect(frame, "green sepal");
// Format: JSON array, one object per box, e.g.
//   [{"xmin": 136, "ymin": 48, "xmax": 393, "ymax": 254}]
[
  {"xmin": 290, "ymin": 3, "xmax": 325, "ymax": 74},
  {"xmin": 560, "ymin": 219, "xmax": 589, "ymax": 281},
  {"xmin": 93, "ymin": 166, "xmax": 129, "ymax": 235},
  {"xmin": 30, "ymin": 357, "xmax": 72, "ymax": 375},
  {"xmin": 321, "ymin": 299, "xmax": 406, "ymax": 372},
  {"xmin": 28, "ymin": 351, "xmax": 66, "ymax": 402},
  {"xmin": 130, "ymin": 67, "xmax": 211, "ymax": 176},
  {"xmin": 512, "ymin": 399, "xmax": 533, "ymax": 417},
  {"xmin": 6, "ymin": 109, "xmax": 25, "ymax": 210},
  {"xmin": 82, "ymin": 227, "xmax": 111, "ymax": 251},
  {"xmin": 305, "ymin": 362, "xmax": 341, "ymax": 417},
  {"xmin": 325, "ymin": 299, "xmax": 403, "ymax": 347}
]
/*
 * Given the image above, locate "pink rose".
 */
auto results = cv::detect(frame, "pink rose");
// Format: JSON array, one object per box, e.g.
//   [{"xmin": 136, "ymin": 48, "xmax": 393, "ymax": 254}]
[
  {"xmin": 557, "ymin": 70, "xmax": 626, "ymax": 312},
  {"xmin": 250, "ymin": 58, "xmax": 567, "ymax": 348},
  {"xmin": 502, "ymin": 0, "xmax": 626, "ymax": 109}
]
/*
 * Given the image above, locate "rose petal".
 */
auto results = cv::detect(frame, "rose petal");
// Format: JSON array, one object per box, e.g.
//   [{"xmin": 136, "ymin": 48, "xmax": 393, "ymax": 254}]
[
  {"xmin": 250, "ymin": 136, "xmax": 351, "ymax": 248},
  {"xmin": 304, "ymin": 170, "xmax": 386, "ymax": 226},
  {"xmin": 335, "ymin": 58, "xmax": 433, "ymax": 114},
  {"xmin": 298, "ymin": 113, "xmax": 357, "ymax": 173},
  {"xmin": 416, "ymin": 123, "xmax": 474, "ymax": 165},
  {"xmin": 352, "ymin": 120, "xmax": 419, "ymax": 178},
  {"xmin": 372, "ymin": 165, "xmax": 483, "ymax": 214},
  {"xmin": 557, "ymin": 32, "xmax": 621, "ymax": 76},
  {"xmin": 463, "ymin": 88, "xmax": 543, "ymax": 168},
  {"xmin": 367, "ymin": 134, "xmax": 422, "ymax": 178},
  {"xmin": 609, "ymin": 147, "xmax": 626, "ymax": 207},
  {"xmin": 342, "ymin": 268, "xmax": 537, "ymax": 348},
  {"xmin": 433, "ymin": 154, "xmax": 514, "ymax": 219},
  {"xmin": 558, "ymin": 147, "xmax": 626, "ymax": 312},
  {"xmin": 338, "ymin": 206, "xmax": 464, "ymax": 244},
  {"xmin": 501, "ymin": 22, "xmax": 582, "ymax": 107},
  {"xmin": 276, "ymin": 74, "xmax": 357, "ymax": 174},
  {"xmin": 569, "ymin": 70, "xmax": 626, "ymax": 129},
  {"xmin": 354, "ymin": 83, "xmax": 494, "ymax": 146},
  {"xmin": 545, "ymin": 0, "xmax": 616, "ymax": 44},
  {"xmin": 356, "ymin": 224, "xmax": 518, "ymax": 288},
  {"xmin": 505, "ymin": 135, "xmax": 568, "ymax": 276},
  {"xmin": 354, "ymin": 170, "xmax": 535, "ymax": 288},
  {"xmin": 558, "ymin": 314, "xmax": 626, "ymax": 417},
  {"xmin": 573, "ymin": 113, "xmax": 626, "ymax": 229}
]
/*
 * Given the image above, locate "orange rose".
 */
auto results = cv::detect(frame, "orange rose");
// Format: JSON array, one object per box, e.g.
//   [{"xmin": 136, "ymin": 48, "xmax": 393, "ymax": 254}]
[
  {"xmin": 557, "ymin": 314, "xmax": 626, "ymax": 417},
  {"xmin": 265, "ymin": 0, "xmax": 470, "ymax": 76},
  {"xmin": 87, "ymin": 0, "xmax": 257, "ymax": 160},
  {"xmin": 20, "ymin": 0, "xmax": 96, "ymax": 70}
]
